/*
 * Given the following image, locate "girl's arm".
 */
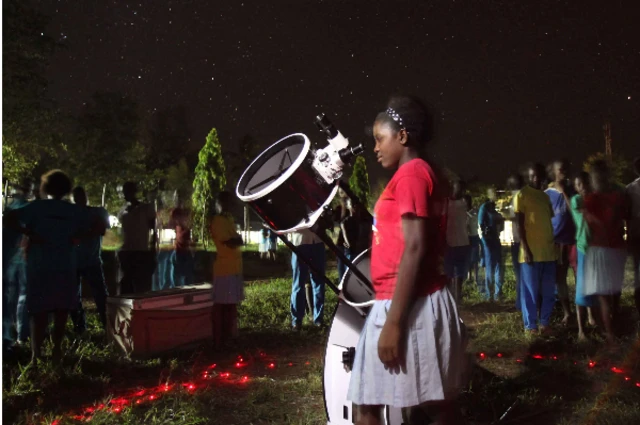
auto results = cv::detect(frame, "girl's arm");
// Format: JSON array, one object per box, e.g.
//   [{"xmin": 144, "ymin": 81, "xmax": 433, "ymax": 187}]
[
  {"xmin": 378, "ymin": 215, "xmax": 428, "ymax": 370},
  {"xmin": 224, "ymin": 235, "xmax": 244, "ymax": 248}
]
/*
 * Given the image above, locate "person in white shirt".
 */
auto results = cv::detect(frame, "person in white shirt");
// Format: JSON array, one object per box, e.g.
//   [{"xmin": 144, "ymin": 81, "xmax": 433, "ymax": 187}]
[
  {"xmin": 290, "ymin": 228, "xmax": 325, "ymax": 330},
  {"xmin": 626, "ymin": 157, "xmax": 640, "ymax": 317},
  {"xmin": 117, "ymin": 181, "xmax": 157, "ymax": 294},
  {"xmin": 445, "ymin": 181, "xmax": 471, "ymax": 302}
]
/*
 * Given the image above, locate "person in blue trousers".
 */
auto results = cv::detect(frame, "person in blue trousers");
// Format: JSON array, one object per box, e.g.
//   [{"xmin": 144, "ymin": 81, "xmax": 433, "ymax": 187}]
[
  {"xmin": 514, "ymin": 163, "xmax": 557, "ymax": 334},
  {"xmin": 290, "ymin": 229, "xmax": 326, "ymax": 330},
  {"xmin": 478, "ymin": 188, "xmax": 504, "ymax": 300},
  {"xmin": 169, "ymin": 199, "xmax": 194, "ymax": 287},
  {"xmin": 69, "ymin": 187, "xmax": 111, "ymax": 333},
  {"xmin": 2, "ymin": 178, "xmax": 34, "ymax": 353}
]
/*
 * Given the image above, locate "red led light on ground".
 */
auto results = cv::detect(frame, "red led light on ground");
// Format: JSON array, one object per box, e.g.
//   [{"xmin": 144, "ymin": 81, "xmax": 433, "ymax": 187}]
[
  {"xmin": 149, "ymin": 395, "xmax": 156, "ymax": 400},
  {"xmin": 611, "ymin": 367, "xmax": 624, "ymax": 374},
  {"xmin": 625, "ymin": 376, "xmax": 631, "ymax": 381},
  {"xmin": 305, "ymin": 361, "xmax": 310, "ymax": 365},
  {"xmin": 479, "ymin": 352, "xmax": 486, "ymax": 359},
  {"xmin": 220, "ymin": 372, "xmax": 231, "ymax": 378},
  {"xmin": 182, "ymin": 383, "xmax": 196, "ymax": 390},
  {"xmin": 588, "ymin": 361, "xmax": 596, "ymax": 368},
  {"xmin": 516, "ymin": 359, "xmax": 523, "ymax": 363},
  {"xmin": 208, "ymin": 363, "xmax": 217, "ymax": 369},
  {"xmin": 136, "ymin": 399, "xmax": 142, "ymax": 404},
  {"xmin": 134, "ymin": 389, "xmax": 146, "ymax": 397},
  {"xmin": 552, "ymin": 356, "xmax": 558, "ymax": 360},
  {"xmin": 496, "ymin": 353, "xmax": 503, "ymax": 358},
  {"xmin": 636, "ymin": 383, "xmax": 640, "ymax": 388},
  {"xmin": 268, "ymin": 363, "xmax": 275, "ymax": 369},
  {"xmin": 240, "ymin": 376, "xmax": 249, "ymax": 383},
  {"xmin": 259, "ymin": 352, "xmax": 266, "ymax": 357},
  {"xmin": 288, "ymin": 362, "xmax": 293, "ymax": 367},
  {"xmin": 112, "ymin": 407, "xmax": 122, "ymax": 413},
  {"xmin": 532, "ymin": 354, "xmax": 544, "ymax": 359}
]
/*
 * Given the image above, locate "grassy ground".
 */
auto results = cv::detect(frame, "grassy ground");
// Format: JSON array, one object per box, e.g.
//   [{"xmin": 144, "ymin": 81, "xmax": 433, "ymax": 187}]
[{"xmin": 2, "ymin": 253, "xmax": 639, "ymax": 425}]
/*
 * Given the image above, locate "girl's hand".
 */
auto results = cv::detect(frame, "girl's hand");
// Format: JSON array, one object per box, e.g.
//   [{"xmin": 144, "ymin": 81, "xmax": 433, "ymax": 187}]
[{"xmin": 378, "ymin": 321, "xmax": 404, "ymax": 372}]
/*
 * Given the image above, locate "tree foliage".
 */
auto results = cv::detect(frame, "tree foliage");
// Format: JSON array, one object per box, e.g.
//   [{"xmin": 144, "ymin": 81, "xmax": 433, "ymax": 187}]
[
  {"xmin": 166, "ymin": 158, "xmax": 194, "ymax": 207},
  {"xmin": 65, "ymin": 91, "xmax": 157, "ymax": 212},
  {"xmin": 143, "ymin": 106, "xmax": 191, "ymax": 172},
  {"xmin": 583, "ymin": 152, "xmax": 631, "ymax": 186},
  {"xmin": 369, "ymin": 178, "xmax": 388, "ymax": 211},
  {"xmin": 192, "ymin": 128, "xmax": 227, "ymax": 243},
  {"xmin": 2, "ymin": 0, "xmax": 61, "ymax": 182},
  {"xmin": 348, "ymin": 156, "xmax": 371, "ymax": 208}
]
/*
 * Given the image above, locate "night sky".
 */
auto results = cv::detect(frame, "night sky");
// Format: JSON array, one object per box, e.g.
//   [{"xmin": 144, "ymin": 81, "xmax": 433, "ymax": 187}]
[{"xmin": 35, "ymin": 0, "xmax": 639, "ymax": 184}]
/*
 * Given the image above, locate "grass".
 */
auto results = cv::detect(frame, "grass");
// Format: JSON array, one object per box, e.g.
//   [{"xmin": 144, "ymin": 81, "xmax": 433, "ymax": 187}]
[{"xmin": 2, "ymin": 252, "xmax": 639, "ymax": 425}]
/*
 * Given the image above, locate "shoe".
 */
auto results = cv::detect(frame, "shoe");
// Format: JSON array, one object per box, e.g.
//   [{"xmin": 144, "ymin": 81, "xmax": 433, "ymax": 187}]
[{"xmin": 292, "ymin": 324, "xmax": 302, "ymax": 332}]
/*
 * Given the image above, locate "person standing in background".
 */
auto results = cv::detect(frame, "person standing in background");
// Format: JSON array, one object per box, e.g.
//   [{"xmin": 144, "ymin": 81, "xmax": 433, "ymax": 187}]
[
  {"xmin": 2, "ymin": 178, "xmax": 34, "ymax": 353},
  {"xmin": 69, "ymin": 187, "xmax": 110, "ymax": 333},
  {"xmin": 583, "ymin": 160, "xmax": 628, "ymax": 345},
  {"xmin": 478, "ymin": 187, "xmax": 504, "ymax": 301},
  {"xmin": 3, "ymin": 170, "xmax": 89, "ymax": 366},
  {"xmin": 210, "ymin": 191, "xmax": 244, "ymax": 346},
  {"xmin": 545, "ymin": 159, "xmax": 576, "ymax": 326},
  {"xmin": 626, "ymin": 157, "xmax": 640, "ymax": 318},
  {"xmin": 506, "ymin": 174, "xmax": 525, "ymax": 311},
  {"xmin": 515, "ymin": 163, "xmax": 556, "ymax": 334},
  {"xmin": 464, "ymin": 194, "xmax": 481, "ymax": 292},
  {"xmin": 290, "ymin": 228, "xmax": 325, "ymax": 330},
  {"xmin": 570, "ymin": 172, "xmax": 597, "ymax": 340},
  {"xmin": 445, "ymin": 180, "xmax": 471, "ymax": 302},
  {"xmin": 339, "ymin": 198, "xmax": 360, "ymax": 278},
  {"xmin": 169, "ymin": 196, "xmax": 194, "ymax": 287},
  {"xmin": 117, "ymin": 182, "xmax": 157, "ymax": 294}
]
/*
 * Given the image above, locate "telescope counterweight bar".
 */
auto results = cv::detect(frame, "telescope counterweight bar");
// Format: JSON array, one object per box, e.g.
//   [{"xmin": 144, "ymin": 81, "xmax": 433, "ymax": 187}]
[{"xmin": 274, "ymin": 233, "xmax": 340, "ymax": 295}]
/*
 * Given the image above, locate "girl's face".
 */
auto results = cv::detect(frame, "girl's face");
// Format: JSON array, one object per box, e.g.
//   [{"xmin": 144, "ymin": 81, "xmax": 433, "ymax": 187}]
[
  {"xmin": 574, "ymin": 177, "xmax": 587, "ymax": 195},
  {"xmin": 373, "ymin": 120, "xmax": 406, "ymax": 170}
]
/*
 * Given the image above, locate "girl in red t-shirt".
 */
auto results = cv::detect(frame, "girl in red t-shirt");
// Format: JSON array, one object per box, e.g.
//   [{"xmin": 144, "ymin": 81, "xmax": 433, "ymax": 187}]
[
  {"xmin": 583, "ymin": 160, "xmax": 629, "ymax": 345},
  {"xmin": 346, "ymin": 96, "xmax": 468, "ymax": 424}
]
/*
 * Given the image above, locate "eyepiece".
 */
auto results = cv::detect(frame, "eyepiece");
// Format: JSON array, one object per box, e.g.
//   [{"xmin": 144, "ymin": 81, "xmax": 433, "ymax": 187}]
[
  {"xmin": 338, "ymin": 144, "xmax": 364, "ymax": 164},
  {"xmin": 314, "ymin": 113, "xmax": 339, "ymax": 139}
]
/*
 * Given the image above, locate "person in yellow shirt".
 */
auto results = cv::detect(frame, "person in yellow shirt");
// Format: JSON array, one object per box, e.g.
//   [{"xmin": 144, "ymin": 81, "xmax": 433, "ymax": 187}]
[
  {"xmin": 209, "ymin": 191, "xmax": 244, "ymax": 347},
  {"xmin": 514, "ymin": 163, "xmax": 556, "ymax": 334}
]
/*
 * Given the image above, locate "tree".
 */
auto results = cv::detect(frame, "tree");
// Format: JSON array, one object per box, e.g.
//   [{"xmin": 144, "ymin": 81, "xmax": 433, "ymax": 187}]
[
  {"xmin": 369, "ymin": 178, "xmax": 389, "ymax": 211},
  {"xmin": 348, "ymin": 156, "xmax": 371, "ymax": 208},
  {"xmin": 66, "ymin": 91, "xmax": 154, "ymax": 212},
  {"xmin": 166, "ymin": 158, "xmax": 194, "ymax": 207},
  {"xmin": 2, "ymin": 0, "xmax": 61, "ymax": 182},
  {"xmin": 226, "ymin": 134, "xmax": 262, "ymax": 238},
  {"xmin": 192, "ymin": 128, "xmax": 227, "ymax": 245},
  {"xmin": 583, "ymin": 152, "xmax": 631, "ymax": 187},
  {"xmin": 143, "ymin": 106, "xmax": 191, "ymax": 172}
]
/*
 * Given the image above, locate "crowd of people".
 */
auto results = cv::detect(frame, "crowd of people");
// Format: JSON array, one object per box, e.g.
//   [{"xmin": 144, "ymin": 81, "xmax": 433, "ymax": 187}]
[
  {"xmin": 1, "ymin": 175, "xmax": 247, "ymax": 361},
  {"xmin": 442, "ymin": 157, "xmax": 640, "ymax": 345}
]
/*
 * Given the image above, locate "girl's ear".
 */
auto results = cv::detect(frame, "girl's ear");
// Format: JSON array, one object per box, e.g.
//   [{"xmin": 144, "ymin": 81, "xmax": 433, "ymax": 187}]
[{"xmin": 399, "ymin": 129, "xmax": 409, "ymax": 145}]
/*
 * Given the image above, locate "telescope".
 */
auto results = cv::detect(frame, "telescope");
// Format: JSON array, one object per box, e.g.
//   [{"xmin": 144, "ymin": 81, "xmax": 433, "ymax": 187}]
[{"xmin": 235, "ymin": 114, "xmax": 403, "ymax": 424}]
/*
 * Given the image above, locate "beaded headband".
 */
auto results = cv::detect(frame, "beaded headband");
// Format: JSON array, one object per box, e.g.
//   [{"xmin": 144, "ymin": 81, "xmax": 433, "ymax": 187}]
[{"xmin": 385, "ymin": 107, "xmax": 405, "ymax": 129}]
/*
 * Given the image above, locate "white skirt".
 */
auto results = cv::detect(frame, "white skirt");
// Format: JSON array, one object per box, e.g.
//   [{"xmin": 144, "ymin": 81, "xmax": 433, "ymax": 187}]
[
  {"xmin": 212, "ymin": 274, "xmax": 245, "ymax": 304},
  {"xmin": 583, "ymin": 247, "xmax": 626, "ymax": 296},
  {"xmin": 347, "ymin": 288, "xmax": 468, "ymax": 408}
]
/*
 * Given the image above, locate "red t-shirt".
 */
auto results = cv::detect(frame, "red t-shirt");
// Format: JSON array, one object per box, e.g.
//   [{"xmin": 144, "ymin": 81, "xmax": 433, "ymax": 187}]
[
  {"xmin": 169, "ymin": 207, "xmax": 192, "ymax": 250},
  {"xmin": 584, "ymin": 189, "xmax": 628, "ymax": 249},
  {"xmin": 370, "ymin": 159, "xmax": 447, "ymax": 300}
]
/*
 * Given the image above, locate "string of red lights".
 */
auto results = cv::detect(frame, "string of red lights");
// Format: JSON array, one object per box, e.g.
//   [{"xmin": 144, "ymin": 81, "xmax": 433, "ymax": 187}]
[{"xmin": 51, "ymin": 351, "xmax": 638, "ymax": 424}]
